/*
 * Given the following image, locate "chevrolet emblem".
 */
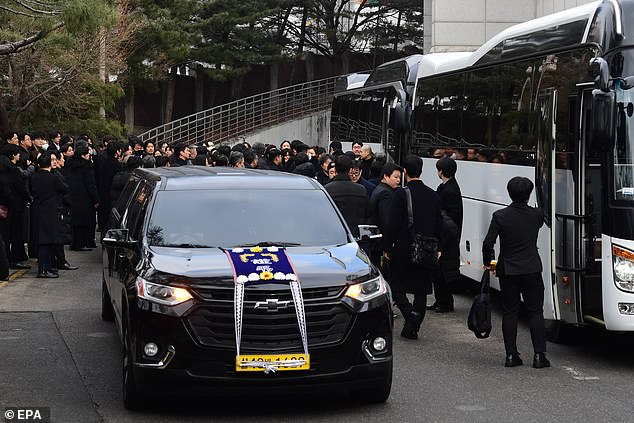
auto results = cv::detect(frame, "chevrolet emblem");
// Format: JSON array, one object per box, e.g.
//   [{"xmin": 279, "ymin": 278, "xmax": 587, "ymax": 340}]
[{"xmin": 254, "ymin": 298, "xmax": 291, "ymax": 312}]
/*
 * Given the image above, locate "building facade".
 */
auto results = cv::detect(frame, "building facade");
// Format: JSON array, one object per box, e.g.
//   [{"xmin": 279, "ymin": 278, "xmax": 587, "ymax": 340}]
[{"xmin": 426, "ymin": 0, "xmax": 596, "ymax": 53}]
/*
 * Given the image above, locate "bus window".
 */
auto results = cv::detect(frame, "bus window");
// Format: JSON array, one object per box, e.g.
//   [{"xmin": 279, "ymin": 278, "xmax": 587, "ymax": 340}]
[{"xmin": 463, "ymin": 68, "xmax": 496, "ymax": 151}]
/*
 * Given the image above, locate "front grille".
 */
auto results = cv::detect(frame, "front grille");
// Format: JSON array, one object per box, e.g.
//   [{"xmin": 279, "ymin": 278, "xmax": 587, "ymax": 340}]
[
  {"xmin": 186, "ymin": 286, "xmax": 352, "ymax": 352},
  {"xmin": 192, "ymin": 285, "xmax": 344, "ymax": 302}
]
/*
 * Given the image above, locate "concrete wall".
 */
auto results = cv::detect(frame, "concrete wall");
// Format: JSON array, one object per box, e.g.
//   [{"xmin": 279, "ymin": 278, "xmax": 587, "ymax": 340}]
[
  {"xmin": 430, "ymin": 0, "xmax": 596, "ymax": 53},
  {"xmin": 242, "ymin": 110, "xmax": 331, "ymax": 149}
]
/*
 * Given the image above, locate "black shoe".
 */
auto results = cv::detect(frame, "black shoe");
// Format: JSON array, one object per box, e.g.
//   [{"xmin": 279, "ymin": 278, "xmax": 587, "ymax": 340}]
[
  {"xmin": 37, "ymin": 271, "xmax": 59, "ymax": 279},
  {"xmin": 426, "ymin": 303, "xmax": 437, "ymax": 310},
  {"xmin": 434, "ymin": 305, "xmax": 455, "ymax": 313},
  {"xmin": 533, "ymin": 353, "xmax": 551, "ymax": 369},
  {"xmin": 401, "ymin": 311, "xmax": 422, "ymax": 339},
  {"xmin": 10, "ymin": 262, "xmax": 31, "ymax": 270},
  {"xmin": 505, "ymin": 353, "xmax": 523, "ymax": 367},
  {"xmin": 400, "ymin": 325, "xmax": 418, "ymax": 340},
  {"xmin": 59, "ymin": 262, "xmax": 78, "ymax": 270}
]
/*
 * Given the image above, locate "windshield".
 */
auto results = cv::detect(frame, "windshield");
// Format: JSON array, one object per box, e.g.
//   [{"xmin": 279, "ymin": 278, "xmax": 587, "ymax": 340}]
[
  {"xmin": 615, "ymin": 80, "xmax": 634, "ymax": 202},
  {"xmin": 146, "ymin": 189, "xmax": 349, "ymax": 248}
]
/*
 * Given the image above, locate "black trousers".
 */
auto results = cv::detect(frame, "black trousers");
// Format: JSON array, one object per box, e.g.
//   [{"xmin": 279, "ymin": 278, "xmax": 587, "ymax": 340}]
[
  {"xmin": 7, "ymin": 210, "xmax": 27, "ymax": 263},
  {"xmin": 37, "ymin": 244, "xmax": 53, "ymax": 274},
  {"xmin": 0, "ymin": 235, "xmax": 9, "ymax": 280},
  {"xmin": 392, "ymin": 291, "xmax": 427, "ymax": 329},
  {"xmin": 500, "ymin": 273, "xmax": 547, "ymax": 355},
  {"xmin": 433, "ymin": 259, "xmax": 459, "ymax": 308},
  {"xmin": 71, "ymin": 225, "xmax": 94, "ymax": 249},
  {"xmin": 52, "ymin": 245, "xmax": 67, "ymax": 267}
]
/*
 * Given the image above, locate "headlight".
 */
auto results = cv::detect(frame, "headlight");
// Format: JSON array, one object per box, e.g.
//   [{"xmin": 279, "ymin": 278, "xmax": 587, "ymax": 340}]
[
  {"xmin": 345, "ymin": 276, "xmax": 388, "ymax": 302},
  {"xmin": 613, "ymin": 245, "xmax": 634, "ymax": 292},
  {"xmin": 136, "ymin": 278, "xmax": 193, "ymax": 306}
]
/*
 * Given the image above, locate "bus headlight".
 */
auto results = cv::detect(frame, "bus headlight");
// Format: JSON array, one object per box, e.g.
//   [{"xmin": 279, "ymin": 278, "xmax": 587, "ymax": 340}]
[
  {"xmin": 613, "ymin": 245, "xmax": 634, "ymax": 292},
  {"xmin": 136, "ymin": 278, "xmax": 193, "ymax": 306}
]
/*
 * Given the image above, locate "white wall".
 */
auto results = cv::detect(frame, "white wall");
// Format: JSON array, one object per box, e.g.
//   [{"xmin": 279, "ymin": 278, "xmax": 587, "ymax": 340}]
[
  {"xmin": 430, "ymin": 0, "xmax": 596, "ymax": 53},
  {"xmin": 242, "ymin": 111, "xmax": 331, "ymax": 149}
]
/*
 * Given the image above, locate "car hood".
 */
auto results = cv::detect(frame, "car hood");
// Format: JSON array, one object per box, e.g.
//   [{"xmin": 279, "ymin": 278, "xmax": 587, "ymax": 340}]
[{"xmin": 144, "ymin": 244, "xmax": 374, "ymax": 289}]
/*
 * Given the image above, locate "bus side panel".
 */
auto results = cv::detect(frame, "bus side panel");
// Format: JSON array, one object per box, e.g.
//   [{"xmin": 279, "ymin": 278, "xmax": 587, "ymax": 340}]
[
  {"xmin": 420, "ymin": 158, "xmax": 557, "ymax": 320},
  {"xmin": 602, "ymin": 235, "xmax": 634, "ymax": 330}
]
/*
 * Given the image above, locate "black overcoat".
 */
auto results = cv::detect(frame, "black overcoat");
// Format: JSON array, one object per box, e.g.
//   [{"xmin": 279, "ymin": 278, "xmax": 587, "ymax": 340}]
[
  {"xmin": 437, "ymin": 177, "xmax": 463, "ymax": 260},
  {"xmin": 67, "ymin": 156, "xmax": 100, "ymax": 227},
  {"xmin": 325, "ymin": 174, "xmax": 369, "ymax": 237},
  {"xmin": 30, "ymin": 169, "xmax": 69, "ymax": 245},
  {"xmin": 383, "ymin": 180, "xmax": 444, "ymax": 294}
]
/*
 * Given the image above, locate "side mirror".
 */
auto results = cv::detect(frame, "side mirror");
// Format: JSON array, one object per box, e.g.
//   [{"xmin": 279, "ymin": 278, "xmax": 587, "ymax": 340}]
[
  {"xmin": 590, "ymin": 88, "xmax": 616, "ymax": 151},
  {"xmin": 590, "ymin": 57, "xmax": 611, "ymax": 93},
  {"xmin": 102, "ymin": 228, "xmax": 135, "ymax": 248},
  {"xmin": 356, "ymin": 225, "xmax": 382, "ymax": 242}
]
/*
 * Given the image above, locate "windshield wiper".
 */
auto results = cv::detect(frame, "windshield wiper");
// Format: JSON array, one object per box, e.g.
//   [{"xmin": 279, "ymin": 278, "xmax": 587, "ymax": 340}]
[{"xmin": 230, "ymin": 241, "xmax": 302, "ymax": 248}]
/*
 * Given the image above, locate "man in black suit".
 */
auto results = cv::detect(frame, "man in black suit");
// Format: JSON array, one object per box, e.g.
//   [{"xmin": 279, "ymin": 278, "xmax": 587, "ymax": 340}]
[
  {"xmin": 383, "ymin": 155, "xmax": 443, "ymax": 340},
  {"xmin": 482, "ymin": 176, "xmax": 549, "ymax": 369},
  {"xmin": 325, "ymin": 155, "xmax": 368, "ymax": 238},
  {"xmin": 369, "ymin": 162, "xmax": 402, "ymax": 266},
  {"xmin": 429, "ymin": 156, "xmax": 463, "ymax": 313}
]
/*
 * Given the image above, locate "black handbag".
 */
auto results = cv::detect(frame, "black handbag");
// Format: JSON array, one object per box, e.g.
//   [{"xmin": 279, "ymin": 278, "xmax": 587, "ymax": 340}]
[
  {"xmin": 467, "ymin": 270, "xmax": 492, "ymax": 339},
  {"xmin": 404, "ymin": 187, "xmax": 438, "ymax": 268}
]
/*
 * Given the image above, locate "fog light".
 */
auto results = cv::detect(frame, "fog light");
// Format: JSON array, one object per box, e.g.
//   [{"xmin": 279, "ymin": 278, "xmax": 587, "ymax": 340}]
[
  {"xmin": 372, "ymin": 337, "xmax": 387, "ymax": 352},
  {"xmin": 618, "ymin": 303, "xmax": 634, "ymax": 315},
  {"xmin": 144, "ymin": 342, "xmax": 159, "ymax": 357}
]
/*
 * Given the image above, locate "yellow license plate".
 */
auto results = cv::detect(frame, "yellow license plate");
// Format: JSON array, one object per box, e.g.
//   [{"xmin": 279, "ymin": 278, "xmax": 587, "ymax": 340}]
[{"xmin": 236, "ymin": 354, "xmax": 310, "ymax": 372}]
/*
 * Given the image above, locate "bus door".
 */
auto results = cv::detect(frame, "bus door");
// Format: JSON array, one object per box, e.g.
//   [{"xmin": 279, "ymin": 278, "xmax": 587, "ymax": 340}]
[
  {"xmin": 578, "ymin": 87, "xmax": 604, "ymax": 322},
  {"xmin": 537, "ymin": 88, "xmax": 575, "ymax": 324}
]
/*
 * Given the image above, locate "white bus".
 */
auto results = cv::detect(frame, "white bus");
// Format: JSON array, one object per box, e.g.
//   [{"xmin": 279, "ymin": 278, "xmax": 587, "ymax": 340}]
[{"xmin": 411, "ymin": 0, "xmax": 634, "ymax": 341}]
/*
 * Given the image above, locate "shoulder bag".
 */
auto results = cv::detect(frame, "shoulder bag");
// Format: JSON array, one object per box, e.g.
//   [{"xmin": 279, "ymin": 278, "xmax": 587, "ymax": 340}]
[
  {"xmin": 404, "ymin": 186, "xmax": 438, "ymax": 268},
  {"xmin": 467, "ymin": 270, "xmax": 492, "ymax": 339}
]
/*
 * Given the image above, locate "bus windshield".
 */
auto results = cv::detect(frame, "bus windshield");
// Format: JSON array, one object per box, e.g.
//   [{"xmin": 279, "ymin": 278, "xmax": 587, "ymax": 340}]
[{"xmin": 615, "ymin": 81, "xmax": 634, "ymax": 202}]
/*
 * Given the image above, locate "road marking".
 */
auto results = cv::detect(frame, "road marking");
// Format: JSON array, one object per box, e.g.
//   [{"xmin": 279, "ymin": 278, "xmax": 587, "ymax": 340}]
[
  {"xmin": 0, "ymin": 269, "xmax": 29, "ymax": 289},
  {"xmin": 563, "ymin": 366, "xmax": 600, "ymax": 381},
  {"xmin": 0, "ymin": 281, "xmax": 7, "ymax": 289}
]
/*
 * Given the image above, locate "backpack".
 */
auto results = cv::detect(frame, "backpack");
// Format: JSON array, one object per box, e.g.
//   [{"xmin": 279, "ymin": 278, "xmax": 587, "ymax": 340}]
[{"xmin": 467, "ymin": 270, "xmax": 492, "ymax": 339}]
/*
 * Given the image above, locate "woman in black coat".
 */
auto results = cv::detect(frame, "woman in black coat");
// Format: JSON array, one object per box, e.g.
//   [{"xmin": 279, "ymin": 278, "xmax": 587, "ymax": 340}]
[
  {"xmin": 0, "ymin": 156, "xmax": 12, "ymax": 281},
  {"xmin": 66, "ymin": 145, "xmax": 100, "ymax": 250},
  {"xmin": 30, "ymin": 154, "xmax": 69, "ymax": 277},
  {"xmin": 383, "ymin": 155, "xmax": 444, "ymax": 340}
]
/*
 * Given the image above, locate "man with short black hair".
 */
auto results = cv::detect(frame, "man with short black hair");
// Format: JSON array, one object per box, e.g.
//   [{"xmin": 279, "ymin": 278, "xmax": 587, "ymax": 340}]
[
  {"xmin": 351, "ymin": 140, "xmax": 363, "ymax": 158},
  {"xmin": 325, "ymin": 155, "xmax": 369, "ymax": 238},
  {"xmin": 49, "ymin": 131, "xmax": 62, "ymax": 152},
  {"xmin": 428, "ymin": 156, "xmax": 463, "ymax": 313},
  {"xmin": 329, "ymin": 141, "xmax": 343, "ymax": 158},
  {"xmin": 170, "ymin": 142, "xmax": 191, "ymax": 167},
  {"xmin": 350, "ymin": 160, "xmax": 375, "ymax": 197},
  {"xmin": 369, "ymin": 162, "xmax": 402, "ymax": 265},
  {"xmin": 229, "ymin": 151, "xmax": 245, "ymax": 168},
  {"xmin": 243, "ymin": 149, "xmax": 258, "ymax": 169},
  {"xmin": 383, "ymin": 155, "xmax": 443, "ymax": 340}
]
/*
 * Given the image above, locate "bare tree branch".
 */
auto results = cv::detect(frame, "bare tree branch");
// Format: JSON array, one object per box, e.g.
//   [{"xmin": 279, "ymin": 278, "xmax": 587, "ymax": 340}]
[
  {"xmin": 0, "ymin": 21, "xmax": 64, "ymax": 56},
  {"xmin": 0, "ymin": 5, "xmax": 37, "ymax": 18},
  {"xmin": 9, "ymin": 0, "xmax": 59, "ymax": 15}
]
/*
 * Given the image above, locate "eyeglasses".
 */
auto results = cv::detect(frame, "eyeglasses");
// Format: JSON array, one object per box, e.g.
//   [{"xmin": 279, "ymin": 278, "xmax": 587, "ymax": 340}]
[{"xmin": 349, "ymin": 170, "xmax": 361, "ymax": 176}]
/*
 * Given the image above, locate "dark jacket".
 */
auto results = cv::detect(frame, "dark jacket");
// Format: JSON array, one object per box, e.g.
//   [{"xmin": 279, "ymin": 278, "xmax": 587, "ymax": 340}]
[
  {"xmin": 110, "ymin": 169, "xmax": 132, "ymax": 206},
  {"xmin": 361, "ymin": 157, "xmax": 373, "ymax": 180},
  {"xmin": 316, "ymin": 167, "xmax": 329, "ymax": 186},
  {"xmin": 293, "ymin": 162, "xmax": 316, "ymax": 178},
  {"xmin": 97, "ymin": 157, "xmax": 123, "ymax": 224},
  {"xmin": 67, "ymin": 156, "xmax": 100, "ymax": 227},
  {"xmin": 369, "ymin": 182, "xmax": 395, "ymax": 252},
  {"xmin": 437, "ymin": 177, "xmax": 463, "ymax": 260},
  {"xmin": 53, "ymin": 170, "xmax": 72, "ymax": 245},
  {"xmin": 7, "ymin": 164, "xmax": 30, "ymax": 212},
  {"xmin": 325, "ymin": 174, "xmax": 369, "ymax": 237},
  {"xmin": 482, "ymin": 202, "xmax": 545, "ymax": 276},
  {"xmin": 383, "ymin": 180, "xmax": 444, "ymax": 294},
  {"xmin": 30, "ymin": 169, "xmax": 69, "ymax": 245},
  {"xmin": 357, "ymin": 177, "xmax": 376, "ymax": 197}
]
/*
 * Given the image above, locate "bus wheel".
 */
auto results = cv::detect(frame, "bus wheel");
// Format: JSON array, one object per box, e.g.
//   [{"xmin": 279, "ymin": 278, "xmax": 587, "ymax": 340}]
[{"xmin": 545, "ymin": 319, "xmax": 572, "ymax": 343}]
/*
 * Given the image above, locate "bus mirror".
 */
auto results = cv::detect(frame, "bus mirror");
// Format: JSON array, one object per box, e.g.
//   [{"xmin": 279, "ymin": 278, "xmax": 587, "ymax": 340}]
[
  {"xmin": 395, "ymin": 88, "xmax": 407, "ymax": 106},
  {"xmin": 590, "ymin": 88, "xmax": 616, "ymax": 151},
  {"xmin": 394, "ymin": 103, "xmax": 411, "ymax": 133},
  {"xmin": 590, "ymin": 57, "xmax": 611, "ymax": 93}
]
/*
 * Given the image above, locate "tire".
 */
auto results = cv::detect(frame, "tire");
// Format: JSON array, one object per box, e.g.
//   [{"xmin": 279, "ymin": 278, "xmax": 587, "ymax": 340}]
[
  {"xmin": 351, "ymin": 362, "xmax": 393, "ymax": 404},
  {"xmin": 545, "ymin": 319, "xmax": 573, "ymax": 344},
  {"xmin": 101, "ymin": 277, "xmax": 114, "ymax": 322},
  {"xmin": 122, "ymin": 322, "xmax": 142, "ymax": 410}
]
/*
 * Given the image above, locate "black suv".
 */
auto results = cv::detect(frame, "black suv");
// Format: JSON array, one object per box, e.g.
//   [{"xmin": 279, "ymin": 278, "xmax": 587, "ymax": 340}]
[{"xmin": 101, "ymin": 167, "xmax": 393, "ymax": 409}]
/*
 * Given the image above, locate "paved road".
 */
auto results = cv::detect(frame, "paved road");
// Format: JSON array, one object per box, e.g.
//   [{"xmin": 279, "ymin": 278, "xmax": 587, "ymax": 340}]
[{"xmin": 1, "ymin": 247, "xmax": 633, "ymax": 422}]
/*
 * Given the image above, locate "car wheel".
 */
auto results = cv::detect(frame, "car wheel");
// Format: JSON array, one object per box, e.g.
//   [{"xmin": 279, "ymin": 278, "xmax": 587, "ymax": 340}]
[
  {"xmin": 101, "ymin": 277, "xmax": 114, "ymax": 322},
  {"xmin": 122, "ymin": 322, "xmax": 142, "ymax": 410},
  {"xmin": 351, "ymin": 362, "xmax": 392, "ymax": 404}
]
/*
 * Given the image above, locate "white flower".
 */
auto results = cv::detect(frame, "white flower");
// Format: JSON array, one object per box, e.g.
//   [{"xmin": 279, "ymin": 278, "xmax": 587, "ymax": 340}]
[
  {"xmin": 236, "ymin": 275, "xmax": 248, "ymax": 284},
  {"xmin": 267, "ymin": 246, "xmax": 279, "ymax": 252},
  {"xmin": 274, "ymin": 272, "xmax": 286, "ymax": 281},
  {"xmin": 232, "ymin": 248, "xmax": 244, "ymax": 253},
  {"xmin": 248, "ymin": 273, "xmax": 260, "ymax": 282},
  {"xmin": 286, "ymin": 273, "xmax": 297, "ymax": 281}
]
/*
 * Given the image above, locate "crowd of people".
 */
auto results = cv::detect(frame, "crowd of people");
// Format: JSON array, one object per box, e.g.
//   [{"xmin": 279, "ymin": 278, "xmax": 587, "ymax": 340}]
[{"xmin": 0, "ymin": 130, "xmax": 549, "ymax": 368}]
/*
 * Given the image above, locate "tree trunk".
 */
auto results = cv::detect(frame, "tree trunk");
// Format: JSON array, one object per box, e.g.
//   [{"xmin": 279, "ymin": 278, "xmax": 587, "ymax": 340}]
[
  {"xmin": 194, "ymin": 65, "xmax": 204, "ymax": 112},
  {"xmin": 230, "ymin": 76, "xmax": 244, "ymax": 101},
  {"xmin": 124, "ymin": 85, "xmax": 135, "ymax": 132},
  {"xmin": 0, "ymin": 101, "xmax": 10, "ymax": 132},
  {"xmin": 269, "ymin": 63, "xmax": 278, "ymax": 91},
  {"xmin": 164, "ymin": 78, "xmax": 176, "ymax": 123},
  {"xmin": 305, "ymin": 52, "xmax": 314, "ymax": 82}
]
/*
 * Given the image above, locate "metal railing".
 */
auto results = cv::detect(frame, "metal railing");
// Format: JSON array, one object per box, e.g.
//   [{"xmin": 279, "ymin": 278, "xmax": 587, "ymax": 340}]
[{"xmin": 138, "ymin": 76, "xmax": 338, "ymax": 146}]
